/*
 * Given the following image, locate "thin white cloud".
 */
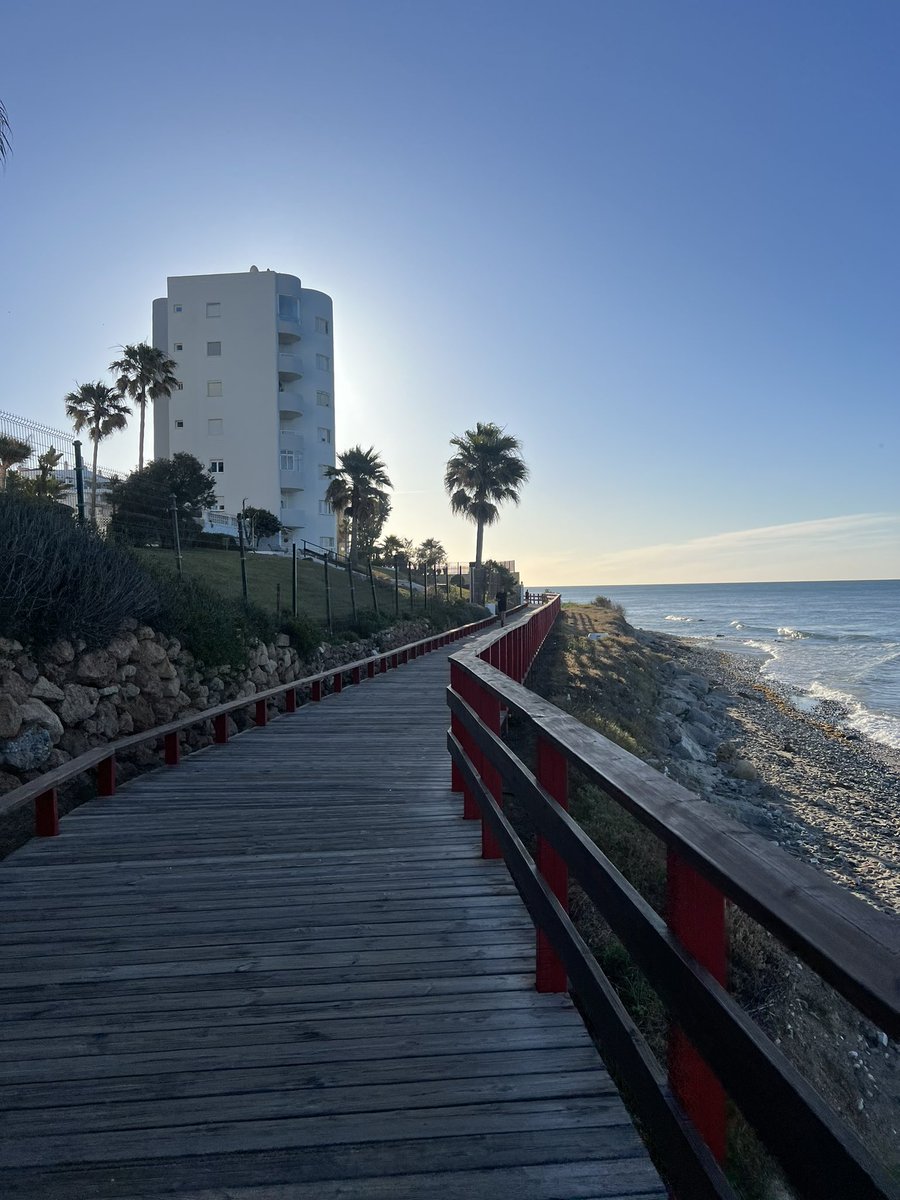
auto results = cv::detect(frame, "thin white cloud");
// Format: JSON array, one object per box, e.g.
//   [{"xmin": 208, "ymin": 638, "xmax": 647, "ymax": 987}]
[{"xmin": 529, "ymin": 513, "xmax": 900, "ymax": 584}]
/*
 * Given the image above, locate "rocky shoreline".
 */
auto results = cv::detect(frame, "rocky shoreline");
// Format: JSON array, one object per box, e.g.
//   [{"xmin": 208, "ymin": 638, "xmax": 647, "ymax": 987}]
[{"xmin": 646, "ymin": 629, "xmax": 900, "ymax": 915}]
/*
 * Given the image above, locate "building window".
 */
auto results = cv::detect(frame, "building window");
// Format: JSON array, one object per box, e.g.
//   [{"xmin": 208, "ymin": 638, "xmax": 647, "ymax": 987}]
[
  {"xmin": 318, "ymin": 427, "xmax": 331, "ymax": 444},
  {"xmin": 206, "ymin": 302, "xmax": 221, "ymax": 317},
  {"xmin": 173, "ymin": 304, "xmax": 183, "ymax": 313},
  {"xmin": 316, "ymin": 354, "xmax": 330, "ymax": 372},
  {"xmin": 207, "ymin": 419, "xmax": 223, "ymax": 435},
  {"xmin": 175, "ymin": 419, "xmax": 184, "ymax": 429},
  {"xmin": 209, "ymin": 460, "xmax": 224, "ymax": 472},
  {"xmin": 315, "ymin": 316, "xmax": 329, "ymax": 335},
  {"xmin": 280, "ymin": 449, "xmax": 296, "ymax": 471},
  {"xmin": 207, "ymin": 341, "xmax": 221, "ymax": 356},
  {"xmin": 318, "ymin": 499, "xmax": 332, "ymax": 515},
  {"xmin": 322, "ymin": 536, "xmax": 335, "ymax": 549},
  {"xmin": 174, "ymin": 342, "xmax": 183, "ymax": 352},
  {"xmin": 207, "ymin": 380, "xmax": 223, "ymax": 397},
  {"xmin": 316, "ymin": 391, "xmax": 331, "ymax": 407},
  {"xmin": 278, "ymin": 294, "xmax": 300, "ymax": 322},
  {"xmin": 319, "ymin": 463, "xmax": 331, "ymax": 478}
]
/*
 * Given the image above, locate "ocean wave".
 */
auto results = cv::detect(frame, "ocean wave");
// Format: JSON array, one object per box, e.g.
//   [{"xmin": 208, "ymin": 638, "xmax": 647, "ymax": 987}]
[
  {"xmin": 664, "ymin": 615, "xmax": 693, "ymax": 623},
  {"xmin": 805, "ymin": 682, "xmax": 900, "ymax": 749},
  {"xmin": 777, "ymin": 627, "xmax": 810, "ymax": 640},
  {"xmin": 730, "ymin": 621, "xmax": 745, "ymax": 630}
]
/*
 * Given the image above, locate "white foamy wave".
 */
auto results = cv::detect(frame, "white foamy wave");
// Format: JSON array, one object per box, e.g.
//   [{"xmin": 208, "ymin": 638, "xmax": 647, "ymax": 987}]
[
  {"xmin": 730, "ymin": 620, "xmax": 745, "ymax": 630},
  {"xmin": 777, "ymin": 626, "xmax": 810, "ymax": 639},
  {"xmin": 664, "ymin": 615, "xmax": 693, "ymax": 623},
  {"xmin": 805, "ymin": 683, "xmax": 900, "ymax": 749}
]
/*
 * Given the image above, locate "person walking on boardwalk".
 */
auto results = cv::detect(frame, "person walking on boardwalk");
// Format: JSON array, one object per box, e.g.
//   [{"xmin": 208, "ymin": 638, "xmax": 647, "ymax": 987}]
[{"xmin": 496, "ymin": 588, "xmax": 508, "ymax": 626}]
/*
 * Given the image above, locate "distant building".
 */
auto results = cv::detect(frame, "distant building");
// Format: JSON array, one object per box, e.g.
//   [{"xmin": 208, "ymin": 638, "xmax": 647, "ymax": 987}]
[{"xmin": 152, "ymin": 268, "xmax": 338, "ymax": 551}]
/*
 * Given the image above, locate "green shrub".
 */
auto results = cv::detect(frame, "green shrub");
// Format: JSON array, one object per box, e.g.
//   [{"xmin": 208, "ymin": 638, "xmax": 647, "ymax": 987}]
[
  {"xmin": 0, "ymin": 493, "xmax": 160, "ymax": 649},
  {"xmin": 153, "ymin": 574, "xmax": 277, "ymax": 670},
  {"xmin": 279, "ymin": 613, "xmax": 322, "ymax": 659}
]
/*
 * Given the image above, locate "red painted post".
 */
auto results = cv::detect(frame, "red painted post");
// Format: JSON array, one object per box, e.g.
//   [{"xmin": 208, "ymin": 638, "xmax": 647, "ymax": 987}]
[
  {"xmin": 285, "ymin": 687, "xmax": 297, "ymax": 712},
  {"xmin": 367, "ymin": 660, "xmax": 376, "ymax": 679},
  {"xmin": 473, "ymin": 681, "xmax": 503, "ymax": 859},
  {"xmin": 450, "ymin": 659, "xmax": 465, "ymax": 796},
  {"xmin": 667, "ymin": 851, "xmax": 728, "ymax": 1162},
  {"xmin": 164, "ymin": 731, "xmax": 180, "ymax": 765},
  {"xmin": 333, "ymin": 671, "xmax": 343, "ymax": 694},
  {"xmin": 352, "ymin": 665, "xmax": 362, "ymax": 685},
  {"xmin": 255, "ymin": 698, "xmax": 268, "ymax": 726},
  {"xmin": 392, "ymin": 652, "xmax": 399, "ymax": 668},
  {"xmin": 97, "ymin": 754, "xmax": 116, "ymax": 796},
  {"xmin": 35, "ymin": 788, "xmax": 59, "ymax": 837},
  {"xmin": 535, "ymin": 736, "xmax": 569, "ymax": 992},
  {"xmin": 213, "ymin": 713, "xmax": 229, "ymax": 742}
]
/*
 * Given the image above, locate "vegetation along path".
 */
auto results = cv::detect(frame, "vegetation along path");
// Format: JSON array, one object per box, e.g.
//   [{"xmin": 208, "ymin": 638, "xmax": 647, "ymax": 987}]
[{"xmin": 0, "ymin": 629, "xmax": 664, "ymax": 1199}]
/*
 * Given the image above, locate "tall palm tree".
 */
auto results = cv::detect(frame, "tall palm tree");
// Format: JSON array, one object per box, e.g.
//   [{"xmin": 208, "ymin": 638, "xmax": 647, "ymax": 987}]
[
  {"xmin": 416, "ymin": 538, "xmax": 447, "ymax": 571},
  {"xmin": 64, "ymin": 383, "xmax": 131, "ymax": 521},
  {"xmin": 325, "ymin": 445, "xmax": 392, "ymax": 566},
  {"xmin": 444, "ymin": 422, "xmax": 529, "ymax": 601},
  {"xmin": 0, "ymin": 436, "xmax": 31, "ymax": 491},
  {"xmin": 0, "ymin": 100, "xmax": 11, "ymax": 163},
  {"xmin": 109, "ymin": 343, "xmax": 180, "ymax": 472},
  {"xmin": 380, "ymin": 534, "xmax": 413, "ymax": 566}
]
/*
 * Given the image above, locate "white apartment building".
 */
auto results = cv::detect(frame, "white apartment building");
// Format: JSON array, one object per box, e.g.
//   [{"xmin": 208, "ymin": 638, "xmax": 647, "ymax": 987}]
[{"xmin": 152, "ymin": 267, "xmax": 337, "ymax": 550}]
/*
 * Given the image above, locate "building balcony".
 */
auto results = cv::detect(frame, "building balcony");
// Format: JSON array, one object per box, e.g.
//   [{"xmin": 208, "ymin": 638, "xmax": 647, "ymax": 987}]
[
  {"xmin": 279, "ymin": 428, "xmax": 304, "ymax": 451},
  {"xmin": 280, "ymin": 505, "xmax": 305, "ymax": 528},
  {"xmin": 277, "ymin": 320, "xmax": 302, "ymax": 344},
  {"xmin": 279, "ymin": 469, "xmax": 303, "ymax": 491},
  {"xmin": 278, "ymin": 353, "xmax": 302, "ymax": 379},
  {"xmin": 278, "ymin": 392, "xmax": 302, "ymax": 417}
]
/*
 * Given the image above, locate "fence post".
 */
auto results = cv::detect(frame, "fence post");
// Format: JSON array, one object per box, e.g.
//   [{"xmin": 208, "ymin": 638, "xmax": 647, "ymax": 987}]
[
  {"xmin": 164, "ymin": 731, "xmax": 180, "ymax": 765},
  {"xmin": 450, "ymin": 659, "xmax": 465, "ymax": 796},
  {"xmin": 292, "ymin": 543, "xmax": 298, "ymax": 616},
  {"xmin": 472, "ymin": 682, "xmax": 502, "ymax": 859},
  {"xmin": 311, "ymin": 679, "xmax": 322, "ymax": 701},
  {"xmin": 394, "ymin": 561, "xmax": 400, "ymax": 616},
  {"xmin": 97, "ymin": 755, "xmax": 116, "ymax": 796},
  {"xmin": 73, "ymin": 439, "xmax": 86, "ymax": 524},
  {"xmin": 170, "ymin": 493, "xmax": 184, "ymax": 580},
  {"xmin": 323, "ymin": 557, "xmax": 333, "ymax": 634},
  {"xmin": 368, "ymin": 559, "xmax": 379, "ymax": 615},
  {"xmin": 536, "ymin": 736, "xmax": 569, "ymax": 991},
  {"xmin": 35, "ymin": 788, "xmax": 59, "ymax": 837},
  {"xmin": 285, "ymin": 687, "xmax": 297, "ymax": 712},
  {"xmin": 213, "ymin": 713, "xmax": 229, "ymax": 742},
  {"xmin": 346, "ymin": 558, "xmax": 358, "ymax": 623},
  {"xmin": 667, "ymin": 851, "xmax": 728, "ymax": 1162},
  {"xmin": 237, "ymin": 510, "xmax": 249, "ymax": 602},
  {"xmin": 333, "ymin": 670, "xmax": 343, "ymax": 694}
]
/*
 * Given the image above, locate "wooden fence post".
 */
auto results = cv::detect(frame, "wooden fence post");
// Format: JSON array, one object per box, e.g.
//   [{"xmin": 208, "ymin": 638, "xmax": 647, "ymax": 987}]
[
  {"xmin": 285, "ymin": 688, "xmax": 297, "ymax": 713},
  {"xmin": 164, "ymin": 731, "xmax": 180, "ymax": 765},
  {"xmin": 536, "ymin": 736, "xmax": 569, "ymax": 992},
  {"xmin": 255, "ymin": 698, "xmax": 268, "ymax": 726},
  {"xmin": 35, "ymin": 788, "xmax": 59, "ymax": 837},
  {"xmin": 667, "ymin": 851, "xmax": 728, "ymax": 1162},
  {"xmin": 213, "ymin": 714, "xmax": 229, "ymax": 743},
  {"xmin": 473, "ymin": 682, "xmax": 502, "ymax": 859},
  {"xmin": 97, "ymin": 755, "xmax": 116, "ymax": 796}
]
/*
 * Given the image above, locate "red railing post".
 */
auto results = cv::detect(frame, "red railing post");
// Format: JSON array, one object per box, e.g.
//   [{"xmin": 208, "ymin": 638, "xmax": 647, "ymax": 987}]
[
  {"xmin": 352, "ymin": 665, "xmax": 362, "ymax": 685},
  {"xmin": 450, "ymin": 659, "xmax": 465, "ymax": 797},
  {"xmin": 311, "ymin": 679, "xmax": 322, "ymax": 701},
  {"xmin": 255, "ymin": 698, "xmax": 268, "ymax": 726},
  {"xmin": 213, "ymin": 713, "xmax": 229, "ymax": 742},
  {"xmin": 667, "ymin": 851, "xmax": 728, "ymax": 1162},
  {"xmin": 164, "ymin": 731, "xmax": 180, "ymax": 765},
  {"xmin": 285, "ymin": 687, "xmax": 297, "ymax": 713},
  {"xmin": 392, "ymin": 652, "xmax": 399, "ymax": 669},
  {"xmin": 97, "ymin": 754, "xmax": 116, "ymax": 796},
  {"xmin": 333, "ymin": 671, "xmax": 343, "ymax": 694},
  {"xmin": 536, "ymin": 736, "xmax": 569, "ymax": 991},
  {"xmin": 367, "ymin": 660, "xmax": 376, "ymax": 679},
  {"xmin": 35, "ymin": 788, "xmax": 59, "ymax": 837},
  {"xmin": 473, "ymin": 681, "xmax": 503, "ymax": 859}
]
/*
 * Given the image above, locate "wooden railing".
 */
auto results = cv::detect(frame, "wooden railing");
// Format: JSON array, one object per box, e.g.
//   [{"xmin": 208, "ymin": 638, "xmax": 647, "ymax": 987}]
[
  {"xmin": 0, "ymin": 612, "xmax": 499, "ymax": 837},
  {"xmin": 447, "ymin": 597, "xmax": 899, "ymax": 1200}
]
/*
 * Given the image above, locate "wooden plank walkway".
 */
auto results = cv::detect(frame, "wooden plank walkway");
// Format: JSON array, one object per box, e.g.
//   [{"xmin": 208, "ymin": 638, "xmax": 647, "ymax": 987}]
[{"xmin": 0, "ymin": 634, "xmax": 665, "ymax": 1199}]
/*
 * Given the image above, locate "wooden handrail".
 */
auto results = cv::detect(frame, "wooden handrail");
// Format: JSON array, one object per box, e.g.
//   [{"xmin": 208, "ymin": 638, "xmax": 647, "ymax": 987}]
[
  {"xmin": 446, "ymin": 599, "xmax": 900, "ymax": 1200},
  {"xmin": 1, "ymin": 610, "xmax": 498, "ymax": 827}
]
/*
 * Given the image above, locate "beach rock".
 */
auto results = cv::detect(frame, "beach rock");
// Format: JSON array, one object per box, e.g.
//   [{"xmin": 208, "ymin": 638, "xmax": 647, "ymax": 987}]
[
  {"xmin": 0, "ymin": 638, "xmax": 24, "ymax": 656},
  {"xmin": 0, "ymin": 695, "xmax": 22, "ymax": 740},
  {"xmin": 30, "ymin": 676, "xmax": 65, "ymax": 703},
  {"xmin": 59, "ymin": 684, "xmax": 99, "ymax": 725},
  {"xmin": 16, "ymin": 659, "xmax": 39, "ymax": 684},
  {"xmin": 76, "ymin": 650, "xmax": 117, "ymax": 686},
  {"xmin": 59, "ymin": 729, "xmax": 88, "ymax": 757},
  {"xmin": 0, "ymin": 770, "xmax": 23, "ymax": 794},
  {"xmin": 46, "ymin": 639, "xmax": 75, "ymax": 664},
  {"xmin": 731, "ymin": 759, "xmax": 760, "ymax": 782},
  {"xmin": 135, "ymin": 640, "xmax": 167, "ymax": 668},
  {"xmin": 0, "ymin": 727, "xmax": 52, "ymax": 771},
  {"xmin": 1, "ymin": 671, "xmax": 30, "ymax": 704},
  {"xmin": 107, "ymin": 634, "xmax": 138, "ymax": 664},
  {"xmin": 683, "ymin": 721, "xmax": 717, "ymax": 750},
  {"xmin": 136, "ymin": 625, "xmax": 155, "ymax": 641},
  {"xmin": 19, "ymin": 699, "xmax": 64, "ymax": 743},
  {"xmin": 673, "ymin": 734, "xmax": 708, "ymax": 763}
]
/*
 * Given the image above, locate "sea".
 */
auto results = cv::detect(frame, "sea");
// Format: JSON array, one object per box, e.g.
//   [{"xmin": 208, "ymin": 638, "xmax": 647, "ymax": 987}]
[{"xmin": 531, "ymin": 581, "xmax": 900, "ymax": 751}]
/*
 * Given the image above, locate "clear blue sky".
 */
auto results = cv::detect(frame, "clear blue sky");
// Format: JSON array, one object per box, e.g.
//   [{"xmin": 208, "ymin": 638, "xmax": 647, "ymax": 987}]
[{"xmin": 2, "ymin": 0, "xmax": 898, "ymax": 582}]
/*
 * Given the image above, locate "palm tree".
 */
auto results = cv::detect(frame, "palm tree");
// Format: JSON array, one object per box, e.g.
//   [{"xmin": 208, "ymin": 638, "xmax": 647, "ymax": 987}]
[
  {"xmin": 64, "ymin": 383, "xmax": 131, "ymax": 521},
  {"xmin": 0, "ymin": 436, "xmax": 31, "ymax": 491},
  {"xmin": 325, "ymin": 445, "xmax": 392, "ymax": 566},
  {"xmin": 444, "ymin": 422, "xmax": 529, "ymax": 600},
  {"xmin": 380, "ymin": 534, "xmax": 413, "ymax": 566},
  {"xmin": 0, "ymin": 99, "xmax": 11, "ymax": 164},
  {"xmin": 109, "ymin": 343, "xmax": 180, "ymax": 472},
  {"xmin": 416, "ymin": 538, "xmax": 447, "ymax": 571}
]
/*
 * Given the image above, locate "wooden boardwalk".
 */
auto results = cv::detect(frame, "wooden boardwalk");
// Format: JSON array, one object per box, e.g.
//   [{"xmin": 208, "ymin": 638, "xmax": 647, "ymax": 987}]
[{"xmin": 0, "ymin": 637, "xmax": 665, "ymax": 1199}]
